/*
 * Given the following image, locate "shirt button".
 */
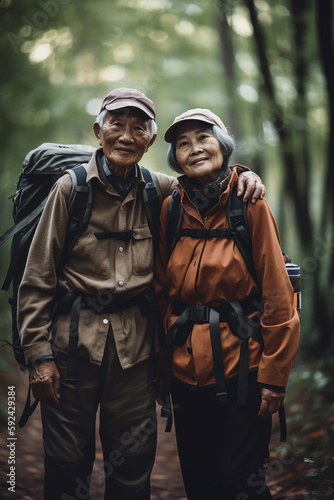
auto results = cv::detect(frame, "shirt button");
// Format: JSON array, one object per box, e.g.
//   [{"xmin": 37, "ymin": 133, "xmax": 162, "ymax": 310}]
[
  {"xmin": 103, "ymin": 318, "xmax": 108, "ymax": 325},
  {"xmin": 118, "ymin": 280, "xmax": 124, "ymax": 287},
  {"xmin": 118, "ymin": 246, "xmax": 124, "ymax": 252}
]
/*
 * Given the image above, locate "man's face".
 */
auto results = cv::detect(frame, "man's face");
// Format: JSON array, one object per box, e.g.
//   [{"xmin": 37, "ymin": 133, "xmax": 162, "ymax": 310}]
[{"xmin": 94, "ymin": 108, "xmax": 155, "ymax": 180}]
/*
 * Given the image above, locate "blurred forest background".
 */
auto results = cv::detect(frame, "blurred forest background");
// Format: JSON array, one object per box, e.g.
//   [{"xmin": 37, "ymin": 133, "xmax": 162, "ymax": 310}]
[{"xmin": 0, "ymin": 0, "xmax": 333, "ymax": 498}]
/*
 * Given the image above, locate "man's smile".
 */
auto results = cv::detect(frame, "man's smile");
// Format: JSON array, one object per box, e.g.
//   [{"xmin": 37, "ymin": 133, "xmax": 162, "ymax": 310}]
[{"xmin": 115, "ymin": 147, "xmax": 135, "ymax": 154}]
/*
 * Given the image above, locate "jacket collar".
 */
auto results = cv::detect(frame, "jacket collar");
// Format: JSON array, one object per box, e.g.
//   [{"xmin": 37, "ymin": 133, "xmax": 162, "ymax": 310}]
[
  {"xmin": 177, "ymin": 167, "xmax": 232, "ymax": 216},
  {"xmin": 176, "ymin": 165, "xmax": 245, "ymax": 214}
]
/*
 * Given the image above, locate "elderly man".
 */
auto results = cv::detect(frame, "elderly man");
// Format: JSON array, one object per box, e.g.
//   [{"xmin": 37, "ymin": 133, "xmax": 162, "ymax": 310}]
[{"xmin": 18, "ymin": 88, "xmax": 265, "ymax": 500}]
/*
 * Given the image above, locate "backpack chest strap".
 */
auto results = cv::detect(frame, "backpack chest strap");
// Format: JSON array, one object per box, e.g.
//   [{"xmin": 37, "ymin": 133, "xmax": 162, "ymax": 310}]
[{"xmin": 94, "ymin": 230, "xmax": 133, "ymax": 241}]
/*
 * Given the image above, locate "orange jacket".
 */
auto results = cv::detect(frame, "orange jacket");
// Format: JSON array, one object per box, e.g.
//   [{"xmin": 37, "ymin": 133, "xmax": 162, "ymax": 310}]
[{"xmin": 154, "ymin": 166, "xmax": 300, "ymax": 389}]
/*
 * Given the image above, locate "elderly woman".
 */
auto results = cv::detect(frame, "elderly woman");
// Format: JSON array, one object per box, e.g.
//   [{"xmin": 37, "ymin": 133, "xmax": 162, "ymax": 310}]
[{"xmin": 154, "ymin": 109, "xmax": 300, "ymax": 500}]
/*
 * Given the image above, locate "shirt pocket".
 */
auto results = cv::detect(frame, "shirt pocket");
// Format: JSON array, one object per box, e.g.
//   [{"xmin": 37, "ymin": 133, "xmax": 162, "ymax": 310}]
[{"xmin": 132, "ymin": 224, "xmax": 153, "ymax": 276}]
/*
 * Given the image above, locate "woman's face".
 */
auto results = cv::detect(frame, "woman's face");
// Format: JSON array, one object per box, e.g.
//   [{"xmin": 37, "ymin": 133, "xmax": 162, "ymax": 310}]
[{"xmin": 175, "ymin": 120, "xmax": 224, "ymax": 185}]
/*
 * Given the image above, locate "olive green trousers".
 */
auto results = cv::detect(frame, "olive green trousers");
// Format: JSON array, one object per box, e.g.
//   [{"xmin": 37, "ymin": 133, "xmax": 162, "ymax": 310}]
[{"xmin": 41, "ymin": 331, "xmax": 157, "ymax": 500}]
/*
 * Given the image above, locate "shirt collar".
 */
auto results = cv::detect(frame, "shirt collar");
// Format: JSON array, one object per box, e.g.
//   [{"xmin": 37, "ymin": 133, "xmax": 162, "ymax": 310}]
[{"xmin": 100, "ymin": 154, "xmax": 139, "ymax": 199}]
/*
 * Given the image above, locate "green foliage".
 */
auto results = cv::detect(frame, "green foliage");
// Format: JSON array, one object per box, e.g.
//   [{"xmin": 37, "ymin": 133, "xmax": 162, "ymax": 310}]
[
  {"xmin": 305, "ymin": 457, "xmax": 334, "ymax": 499},
  {"xmin": 284, "ymin": 356, "xmax": 334, "ymax": 497}
]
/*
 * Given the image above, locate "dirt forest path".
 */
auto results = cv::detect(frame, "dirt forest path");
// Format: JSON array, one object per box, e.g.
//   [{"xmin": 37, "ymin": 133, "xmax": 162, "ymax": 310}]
[
  {"xmin": 0, "ymin": 369, "xmax": 313, "ymax": 500},
  {"xmin": 0, "ymin": 369, "xmax": 186, "ymax": 500}
]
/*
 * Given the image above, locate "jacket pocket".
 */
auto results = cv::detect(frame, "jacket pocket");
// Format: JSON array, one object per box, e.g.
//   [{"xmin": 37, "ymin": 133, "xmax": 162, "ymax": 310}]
[{"xmin": 132, "ymin": 224, "xmax": 153, "ymax": 276}]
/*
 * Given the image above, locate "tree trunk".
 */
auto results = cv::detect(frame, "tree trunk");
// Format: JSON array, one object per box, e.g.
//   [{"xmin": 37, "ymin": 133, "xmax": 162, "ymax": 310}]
[
  {"xmin": 316, "ymin": 0, "xmax": 334, "ymax": 274},
  {"xmin": 245, "ymin": 0, "xmax": 313, "ymax": 248},
  {"xmin": 290, "ymin": 0, "xmax": 311, "ymax": 213},
  {"xmin": 314, "ymin": 0, "xmax": 334, "ymax": 352},
  {"xmin": 216, "ymin": 0, "xmax": 242, "ymax": 139}
]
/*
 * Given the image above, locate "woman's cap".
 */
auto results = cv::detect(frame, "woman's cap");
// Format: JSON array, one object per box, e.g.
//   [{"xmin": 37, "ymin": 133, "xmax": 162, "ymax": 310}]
[
  {"xmin": 164, "ymin": 108, "xmax": 227, "ymax": 143},
  {"xmin": 99, "ymin": 87, "xmax": 156, "ymax": 120}
]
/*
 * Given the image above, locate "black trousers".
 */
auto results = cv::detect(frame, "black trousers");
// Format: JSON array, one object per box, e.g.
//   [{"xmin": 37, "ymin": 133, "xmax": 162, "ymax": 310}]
[{"xmin": 171, "ymin": 373, "xmax": 273, "ymax": 500}]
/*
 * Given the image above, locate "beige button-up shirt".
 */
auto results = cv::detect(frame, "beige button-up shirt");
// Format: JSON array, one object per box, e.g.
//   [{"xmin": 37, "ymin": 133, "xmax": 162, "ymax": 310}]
[{"xmin": 18, "ymin": 149, "xmax": 176, "ymax": 367}]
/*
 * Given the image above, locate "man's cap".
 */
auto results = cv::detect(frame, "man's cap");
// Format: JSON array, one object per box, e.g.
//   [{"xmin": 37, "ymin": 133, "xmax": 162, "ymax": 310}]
[
  {"xmin": 164, "ymin": 108, "xmax": 227, "ymax": 143},
  {"xmin": 99, "ymin": 87, "xmax": 156, "ymax": 120}
]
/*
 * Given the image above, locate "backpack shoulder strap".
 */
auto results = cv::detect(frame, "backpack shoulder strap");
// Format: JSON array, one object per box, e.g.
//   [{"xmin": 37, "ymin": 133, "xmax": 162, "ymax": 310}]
[
  {"xmin": 166, "ymin": 189, "xmax": 184, "ymax": 255},
  {"xmin": 57, "ymin": 164, "xmax": 93, "ymax": 274},
  {"xmin": 0, "ymin": 200, "xmax": 47, "ymax": 251},
  {"xmin": 140, "ymin": 167, "xmax": 162, "ymax": 252},
  {"xmin": 227, "ymin": 186, "xmax": 261, "ymax": 290},
  {"xmin": 1, "ymin": 197, "xmax": 49, "ymax": 291}
]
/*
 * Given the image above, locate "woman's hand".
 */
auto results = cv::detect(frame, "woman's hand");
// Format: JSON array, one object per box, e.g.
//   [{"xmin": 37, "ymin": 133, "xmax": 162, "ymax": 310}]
[
  {"xmin": 237, "ymin": 171, "xmax": 266, "ymax": 204},
  {"xmin": 258, "ymin": 388, "xmax": 285, "ymax": 419}
]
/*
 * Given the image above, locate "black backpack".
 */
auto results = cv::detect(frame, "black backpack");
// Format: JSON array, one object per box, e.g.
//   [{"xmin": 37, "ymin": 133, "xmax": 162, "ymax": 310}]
[{"xmin": 0, "ymin": 142, "xmax": 162, "ymax": 370}]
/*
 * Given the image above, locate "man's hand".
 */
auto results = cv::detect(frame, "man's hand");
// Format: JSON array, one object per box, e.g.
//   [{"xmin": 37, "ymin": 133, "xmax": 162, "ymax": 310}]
[
  {"xmin": 258, "ymin": 388, "xmax": 285, "ymax": 419},
  {"xmin": 237, "ymin": 171, "xmax": 266, "ymax": 204},
  {"xmin": 29, "ymin": 360, "xmax": 60, "ymax": 407}
]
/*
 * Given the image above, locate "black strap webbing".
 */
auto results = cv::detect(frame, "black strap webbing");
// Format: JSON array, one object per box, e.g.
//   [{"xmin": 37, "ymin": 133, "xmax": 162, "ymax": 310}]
[
  {"xmin": 57, "ymin": 165, "xmax": 92, "ymax": 275},
  {"xmin": 18, "ymin": 385, "xmax": 39, "ymax": 428},
  {"xmin": 1, "ymin": 199, "xmax": 48, "ymax": 291},
  {"xmin": 228, "ymin": 299, "xmax": 260, "ymax": 405},
  {"xmin": 140, "ymin": 167, "xmax": 161, "ymax": 252},
  {"xmin": 228, "ymin": 187, "xmax": 261, "ymax": 290},
  {"xmin": 161, "ymin": 304, "xmax": 230, "ymax": 433},
  {"xmin": 209, "ymin": 308, "xmax": 227, "ymax": 403},
  {"xmin": 0, "ymin": 198, "xmax": 47, "ymax": 249},
  {"xmin": 171, "ymin": 302, "xmax": 259, "ymax": 405},
  {"xmin": 279, "ymin": 406, "xmax": 287, "ymax": 443},
  {"xmin": 166, "ymin": 190, "xmax": 184, "ymax": 255},
  {"xmin": 160, "ymin": 307, "xmax": 192, "ymax": 433},
  {"xmin": 94, "ymin": 230, "xmax": 132, "ymax": 241}
]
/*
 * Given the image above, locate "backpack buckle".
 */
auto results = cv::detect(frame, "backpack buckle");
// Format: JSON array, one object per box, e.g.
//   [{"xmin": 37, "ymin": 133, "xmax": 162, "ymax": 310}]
[{"xmin": 190, "ymin": 305, "xmax": 210, "ymax": 324}]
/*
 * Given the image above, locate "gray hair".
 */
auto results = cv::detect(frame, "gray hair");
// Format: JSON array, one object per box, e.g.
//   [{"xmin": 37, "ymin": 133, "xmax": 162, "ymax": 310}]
[
  {"xmin": 166, "ymin": 124, "xmax": 235, "ymax": 174},
  {"xmin": 95, "ymin": 109, "xmax": 157, "ymax": 139}
]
